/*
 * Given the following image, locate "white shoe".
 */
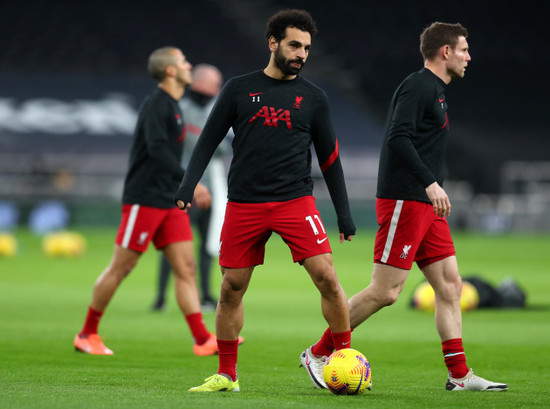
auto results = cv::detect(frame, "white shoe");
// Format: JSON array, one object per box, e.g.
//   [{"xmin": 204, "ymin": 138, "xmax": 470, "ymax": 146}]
[
  {"xmin": 299, "ymin": 346, "xmax": 327, "ymax": 389},
  {"xmin": 446, "ymin": 368, "xmax": 508, "ymax": 391}
]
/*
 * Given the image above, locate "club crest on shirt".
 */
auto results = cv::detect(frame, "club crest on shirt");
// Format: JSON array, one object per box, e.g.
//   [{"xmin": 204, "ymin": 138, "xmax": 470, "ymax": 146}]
[{"xmin": 293, "ymin": 96, "xmax": 303, "ymax": 109}]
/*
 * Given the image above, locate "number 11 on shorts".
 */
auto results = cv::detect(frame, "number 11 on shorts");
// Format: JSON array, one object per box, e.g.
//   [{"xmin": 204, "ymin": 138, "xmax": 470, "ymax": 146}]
[{"xmin": 305, "ymin": 215, "xmax": 326, "ymax": 236}]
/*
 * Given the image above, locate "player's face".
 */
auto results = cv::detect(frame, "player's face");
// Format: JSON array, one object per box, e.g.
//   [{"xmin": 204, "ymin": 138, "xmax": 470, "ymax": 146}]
[
  {"xmin": 274, "ymin": 27, "xmax": 311, "ymax": 76},
  {"xmin": 173, "ymin": 51, "xmax": 193, "ymax": 86},
  {"xmin": 447, "ymin": 36, "xmax": 471, "ymax": 79}
]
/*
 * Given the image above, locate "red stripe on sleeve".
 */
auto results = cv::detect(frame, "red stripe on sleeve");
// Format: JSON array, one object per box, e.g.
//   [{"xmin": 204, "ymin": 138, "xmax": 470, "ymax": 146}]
[{"xmin": 320, "ymin": 139, "xmax": 339, "ymax": 172}]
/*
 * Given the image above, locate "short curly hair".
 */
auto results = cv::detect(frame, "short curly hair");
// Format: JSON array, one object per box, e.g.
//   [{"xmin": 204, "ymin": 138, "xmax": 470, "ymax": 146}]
[
  {"xmin": 420, "ymin": 22, "xmax": 468, "ymax": 61},
  {"xmin": 265, "ymin": 9, "xmax": 318, "ymax": 42}
]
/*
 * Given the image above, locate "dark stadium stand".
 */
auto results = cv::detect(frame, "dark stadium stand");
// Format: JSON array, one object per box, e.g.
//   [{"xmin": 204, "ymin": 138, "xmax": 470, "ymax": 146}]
[{"xmin": 0, "ymin": 0, "xmax": 548, "ymax": 217}]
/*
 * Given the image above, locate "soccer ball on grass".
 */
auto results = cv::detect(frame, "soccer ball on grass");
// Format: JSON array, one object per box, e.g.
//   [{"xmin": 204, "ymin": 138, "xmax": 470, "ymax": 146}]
[
  {"xmin": 412, "ymin": 281, "xmax": 480, "ymax": 312},
  {"xmin": 42, "ymin": 231, "xmax": 86, "ymax": 257},
  {"xmin": 0, "ymin": 232, "xmax": 17, "ymax": 257},
  {"xmin": 323, "ymin": 348, "xmax": 371, "ymax": 395}
]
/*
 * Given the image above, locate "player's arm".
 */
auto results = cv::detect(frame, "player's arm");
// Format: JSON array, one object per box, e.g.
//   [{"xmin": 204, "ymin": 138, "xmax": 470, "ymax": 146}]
[
  {"xmin": 143, "ymin": 103, "xmax": 185, "ymax": 180},
  {"xmin": 387, "ymin": 86, "xmax": 449, "ymax": 216},
  {"xmin": 386, "ymin": 87, "xmax": 435, "ymax": 188},
  {"xmin": 174, "ymin": 81, "xmax": 235, "ymax": 209},
  {"xmin": 312, "ymin": 93, "xmax": 355, "ymax": 242}
]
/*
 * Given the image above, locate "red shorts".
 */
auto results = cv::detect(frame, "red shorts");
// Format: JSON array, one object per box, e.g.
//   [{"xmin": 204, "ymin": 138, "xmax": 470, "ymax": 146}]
[
  {"xmin": 115, "ymin": 204, "xmax": 193, "ymax": 252},
  {"xmin": 219, "ymin": 196, "xmax": 332, "ymax": 268},
  {"xmin": 373, "ymin": 198, "xmax": 455, "ymax": 270}
]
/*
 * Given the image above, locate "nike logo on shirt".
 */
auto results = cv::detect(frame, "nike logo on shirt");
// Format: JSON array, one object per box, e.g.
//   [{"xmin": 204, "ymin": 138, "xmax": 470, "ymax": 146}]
[{"xmin": 317, "ymin": 237, "xmax": 328, "ymax": 244}]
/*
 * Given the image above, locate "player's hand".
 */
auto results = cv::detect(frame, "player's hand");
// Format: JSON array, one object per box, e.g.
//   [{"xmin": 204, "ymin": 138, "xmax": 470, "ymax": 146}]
[
  {"xmin": 425, "ymin": 181, "xmax": 451, "ymax": 217},
  {"xmin": 339, "ymin": 232, "xmax": 354, "ymax": 243},
  {"xmin": 193, "ymin": 183, "xmax": 212, "ymax": 209},
  {"xmin": 176, "ymin": 200, "xmax": 191, "ymax": 212},
  {"xmin": 338, "ymin": 217, "xmax": 356, "ymax": 243}
]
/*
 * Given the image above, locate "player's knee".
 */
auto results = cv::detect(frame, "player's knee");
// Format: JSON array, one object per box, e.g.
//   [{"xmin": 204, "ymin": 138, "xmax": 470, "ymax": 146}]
[
  {"xmin": 220, "ymin": 270, "xmax": 248, "ymax": 294},
  {"xmin": 314, "ymin": 268, "xmax": 341, "ymax": 295},
  {"xmin": 173, "ymin": 259, "xmax": 196, "ymax": 279},
  {"xmin": 380, "ymin": 290, "xmax": 400, "ymax": 307},
  {"xmin": 369, "ymin": 284, "xmax": 400, "ymax": 307},
  {"xmin": 436, "ymin": 276, "xmax": 462, "ymax": 302}
]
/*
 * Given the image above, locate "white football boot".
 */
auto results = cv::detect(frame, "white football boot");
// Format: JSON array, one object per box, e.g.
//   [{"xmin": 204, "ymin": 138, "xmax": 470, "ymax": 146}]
[
  {"xmin": 299, "ymin": 346, "xmax": 373, "ymax": 391},
  {"xmin": 446, "ymin": 368, "xmax": 508, "ymax": 391},
  {"xmin": 299, "ymin": 346, "xmax": 327, "ymax": 389}
]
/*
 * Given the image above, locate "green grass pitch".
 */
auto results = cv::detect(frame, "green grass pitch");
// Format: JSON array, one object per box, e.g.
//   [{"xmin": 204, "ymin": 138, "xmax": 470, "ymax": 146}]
[{"xmin": 1, "ymin": 228, "xmax": 549, "ymax": 408}]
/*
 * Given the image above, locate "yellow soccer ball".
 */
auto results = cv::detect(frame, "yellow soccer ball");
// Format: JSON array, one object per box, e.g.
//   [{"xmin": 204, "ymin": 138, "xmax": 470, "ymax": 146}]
[
  {"xmin": 413, "ymin": 281, "xmax": 479, "ymax": 312},
  {"xmin": 0, "ymin": 233, "xmax": 17, "ymax": 257},
  {"xmin": 43, "ymin": 231, "xmax": 86, "ymax": 257},
  {"xmin": 323, "ymin": 348, "xmax": 371, "ymax": 395}
]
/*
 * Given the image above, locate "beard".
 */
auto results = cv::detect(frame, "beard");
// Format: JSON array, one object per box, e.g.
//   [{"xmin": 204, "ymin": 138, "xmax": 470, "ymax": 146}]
[{"xmin": 274, "ymin": 47, "xmax": 304, "ymax": 76}]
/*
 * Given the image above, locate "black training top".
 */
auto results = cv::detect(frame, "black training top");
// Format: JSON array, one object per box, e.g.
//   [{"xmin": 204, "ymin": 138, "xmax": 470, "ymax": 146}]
[
  {"xmin": 122, "ymin": 88, "xmax": 185, "ymax": 208},
  {"xmin": 376, "ymin": 68, "xmax": 449, "ymax": 203},
  {"xmin": 175, "ymin": 70, "xmax": 355, "ymax": 235}
]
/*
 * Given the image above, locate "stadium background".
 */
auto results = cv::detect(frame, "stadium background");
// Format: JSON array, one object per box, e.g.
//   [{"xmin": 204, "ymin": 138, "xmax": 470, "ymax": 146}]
[{"xmin": 1, "ymin": 0, "xmax": 548, "ymax": 232}]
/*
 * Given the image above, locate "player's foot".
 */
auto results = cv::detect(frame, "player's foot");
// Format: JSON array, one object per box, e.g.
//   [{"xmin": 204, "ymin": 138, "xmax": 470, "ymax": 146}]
[
  {"xmin": 446, "ymin": 368, "xmax": 508, "ymax": 391},
  {"xmin": 188, "ymin": 374, "xmax": 240, "ymax": 392},
  {"xmin": 193, "ymin": 333, "xmax": 245, "ymax": 356},
  {"xmin": 74, "ymin": 333, "xmax": 114, "ymax": 355},
  {"xmin": 151, "ymin": 298, "xmax": 166, "ymax": 312},
  {"xmin": 299, "ymin": 346, "xmax": 327, "ymax": 389}
]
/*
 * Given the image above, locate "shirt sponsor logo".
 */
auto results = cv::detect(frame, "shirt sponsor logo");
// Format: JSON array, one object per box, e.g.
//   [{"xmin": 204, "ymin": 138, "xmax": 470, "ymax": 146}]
[{"xmin": 248, "ymin": 106, "xmax": 292, "ymax": 129}]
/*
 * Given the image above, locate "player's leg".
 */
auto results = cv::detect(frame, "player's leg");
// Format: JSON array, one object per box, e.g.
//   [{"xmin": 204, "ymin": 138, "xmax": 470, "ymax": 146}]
[
  {"xmin": 197, "ymin": 207, "xmax": 216, "ymax": 308},
  {"xmin": 349, "ymin": 263, "xmax": 410, "ymax": 327},
  {"xmin": 423, "ymin": 256, "xmax": 507, "ymax": 391},
  {"xmin": 299, "ymin": 253, "xmax": 353, "ymax": 389},
  {"xmin": 152, "ymin": 254, "xmax": 171, "ymax": 311},
  {"xmin": 162, "ymin": 241, "xmax": 201, "ymax": 314},
  {"xmin": 75, "ymin": 204, "xmax": 158, "ymax": 355},
  {"xmin": 422, "ymin": 256, "xmax": 462, "ymax": 342},
  {"xmin": 419, "ymin": 219, "xmax": 507, "ymax": 391},
  {"xmin": 216, "ymin": 267, "xmax": 253, "ymax": 340},
  {"xmin": 187, "ymin": 266, "xmax": 254, "ymax": 392},
  {"xmin": 158, "ymin": 208, "xmax": 217, "ymax": 355},
  {"xmin": 303, "ymin": 253, "xmax": 350, "ymax": 336},
  {"xmin": 309, "ymin": 263, "xmax": 409, "ymax": 359},
  {"xmin": 91, "ymin": 245, "xmax": 141, "ymax": 310},
  {"xmin": 164, "ymin": 241, "xmax": 216, "ymax": 355},
  {"xmin": 74, "ymin": 245, "xmax": 141, "ymax": 355},
  {"xmin": 190, "ymin": 201, "xmax": 266, "ymax": 392}
]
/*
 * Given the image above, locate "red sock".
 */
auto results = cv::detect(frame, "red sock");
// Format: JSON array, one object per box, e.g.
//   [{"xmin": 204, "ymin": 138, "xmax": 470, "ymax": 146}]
[
  {"xmin": 311, "ymin": 327, "xmax": 334, "ymax": 357},
  {"xmin": 79, "ymin": 306, "xmax": 103, "ymax": 336},
  {"xmin": 442, "ymin": 338, "xmax": 469, "ymax": 378},
  {"xmin": 185, "ymin": 312, "xmax": 210, "ymax": 345},
  {"xmin": 332, "ymin": 330, "xmax": 352, "ymax": 351},
  {"xmin": 218, "ymin": 339, "xmax": 239, "ymax": 381}
]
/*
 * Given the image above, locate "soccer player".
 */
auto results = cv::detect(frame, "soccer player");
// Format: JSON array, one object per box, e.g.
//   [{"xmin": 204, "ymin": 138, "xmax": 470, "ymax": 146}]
[
  {"xmin": 152, "ymin": 64, "xmax": 229, "ymax": 312},
  {"xmin": 300, "ymin": 22, "xmax": 508, "ymax": 392},
  {"xmin": 74, "ymin": 47, "xmax": 220, "ymax": 357},
  {"xmin": 175, "ymin": 9, "xmax": 355, "ymax": 392}
]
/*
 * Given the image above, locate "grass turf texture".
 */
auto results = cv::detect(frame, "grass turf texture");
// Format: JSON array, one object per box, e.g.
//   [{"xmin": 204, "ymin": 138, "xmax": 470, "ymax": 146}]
[{"xmin": 1, "ymin": 228, "xmax": 549, "ymax": 408}]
